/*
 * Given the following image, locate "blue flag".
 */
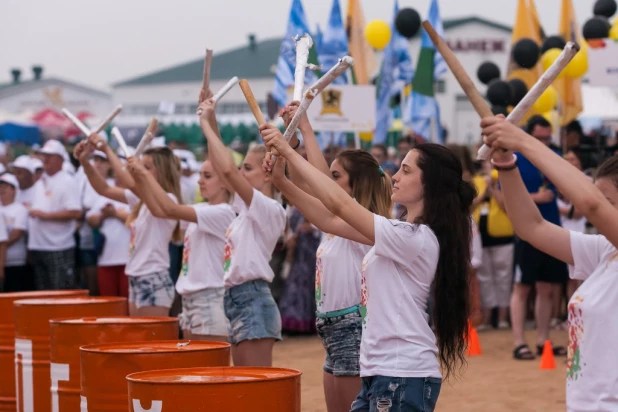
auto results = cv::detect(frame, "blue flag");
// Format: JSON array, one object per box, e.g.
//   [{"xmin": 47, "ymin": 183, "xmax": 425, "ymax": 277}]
[
  {"xmin": 374, "ymin": 0, "xmax": 415, "ymax": 144},
  {"xmin": 404, "ymin": 0, "xmax": 445, "ymax": 143},
  {"xmin": 273, "ymin": 0, "xmax": 319, "ymax": 107}
]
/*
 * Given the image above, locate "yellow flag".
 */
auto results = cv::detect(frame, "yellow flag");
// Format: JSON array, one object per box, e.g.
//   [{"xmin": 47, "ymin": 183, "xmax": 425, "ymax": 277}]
[
  {"xmin": 346, "ymin": 0, "xmax": 377, "ymax": 85},
  {"xmin": 507, "ymin": 0, "xmax": 543, "ymax": 89},
  {"xmin": 555, "ymin": 0, "xmax": 583, "ymax": 125}
]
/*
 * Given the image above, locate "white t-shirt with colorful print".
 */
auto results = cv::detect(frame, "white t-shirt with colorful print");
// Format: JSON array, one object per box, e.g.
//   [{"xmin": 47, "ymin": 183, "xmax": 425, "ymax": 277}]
[
  {"xmin": 567, "ymin": 231, "xmax": 618, "ymax": 411},
  {"xmin": 223, "ymin": 189, "xmax": 286, "ymax": 288},
  {"xmin": 175, "ymin": 203, "xmax": 235, "ymax": 295},
  {"xmin": 315, "ymin": 234, "xmax": 371, "ymax": 313},
  {"xmin": 359, "ymin": 215, "xmax": 441, "ymax": 378},
  {"xmin": 124, "ymin": 190, "xmax": 178, "ymax": 277}
]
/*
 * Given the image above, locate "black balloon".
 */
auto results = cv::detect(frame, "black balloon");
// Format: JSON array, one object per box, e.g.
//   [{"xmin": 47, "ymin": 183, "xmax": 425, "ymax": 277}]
[
  {"xmin": 477, "ymin": 62, "xmax": 501, "ymax": 85},
  {"xmin": 508, "ymin": 79, "xmax": 528, "ymax": 107},
  {"xmin": 395, "ymin": 8, "xmax": 421, "ymax": 38},
  {"xmin": 486, "ymin": 80, "xmax": 512, "ymax": 107},
  {"xmin": 583, "ymin": 16, "xmax": 611, "ymax": 39},
  {"xmin": 541, "ymin": 36, "xmax": 567, "ymax": 53},
  {"xmin": 512, "ymin": 38, "xmax": 541, "ymax": 69},
  {"xmin": 594, "ymin": 0, "xmax": 617, "ymax": 18},
  {"xmin": 492, "ymin": 106, "xmax": 509, "ymax": 116}
]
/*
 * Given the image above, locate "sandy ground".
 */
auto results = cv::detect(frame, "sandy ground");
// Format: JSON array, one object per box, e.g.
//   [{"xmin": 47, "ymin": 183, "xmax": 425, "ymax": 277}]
[{"xmin": 273, "ymin": 329, "xmax": 568, "ymax": 412}]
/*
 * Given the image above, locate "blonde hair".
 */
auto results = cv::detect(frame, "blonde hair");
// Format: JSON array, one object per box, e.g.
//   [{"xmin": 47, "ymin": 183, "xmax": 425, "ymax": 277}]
[
  {"xmin": 337, "ymin": 150, "xmax": 393, "ymax": 218},
  {"xmin": 127, "ymin": 147, "xmax": 183, "ymax": 242}
]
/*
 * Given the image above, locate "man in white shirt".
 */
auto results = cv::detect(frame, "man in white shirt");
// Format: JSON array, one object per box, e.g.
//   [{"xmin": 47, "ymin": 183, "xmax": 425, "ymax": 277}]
[
  {"xmin": 29, "ymin": 140, "xmax": 81, "ymax": 290},
  {"xmin": 10, "ymin": 155, "xmax": 37, "ymax": 209}
]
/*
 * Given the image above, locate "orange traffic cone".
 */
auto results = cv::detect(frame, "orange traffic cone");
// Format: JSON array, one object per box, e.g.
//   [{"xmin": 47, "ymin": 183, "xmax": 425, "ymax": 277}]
[
  {"xmin": 466, "ymin": 322, "xmax": 482, "ymax": 356},
  {"xmin": 540, "ymin": 340, "xmax": 556, "ymax": 370}
]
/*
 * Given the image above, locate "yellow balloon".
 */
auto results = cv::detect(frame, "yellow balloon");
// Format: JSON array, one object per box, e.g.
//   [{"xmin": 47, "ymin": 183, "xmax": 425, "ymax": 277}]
[
  {"xmin": 359, "ymin": 131, "xmax": 373, "ymax": 142},
  {"xmin": 564, "ymin": 48, "xmax": 588, "ymax": 78},
  {"xmin": 541, "ymin": 49, "xmax": 564, "ymax": 78},
  {"xmin": 541, "ymin": 111, "xmax": 553, "ymax": 124},
  {"xmin": 532, "ymin": 86, "xmax": 558, "ymax": 113},
  {"xmin": 364, "ymin": 20, "xmax": 392, "ymax": 50},
  {"xmin": 404, "ymin": 84, "xmax": 412, "ymax": 97},
  {"xmin": 610, "ymin": 19, "xmax": 618, "ymax": 40},
  {"xmin": 490, "ymin": 169, "xmax": 499, "ymax": 181},
  {"xmin": 391, "ymin": 119, "xmax": 404, "ymax": 131}
]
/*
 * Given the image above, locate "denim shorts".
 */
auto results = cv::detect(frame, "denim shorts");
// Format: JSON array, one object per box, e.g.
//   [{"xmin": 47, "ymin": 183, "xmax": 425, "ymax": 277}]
[
  {"xmin": 179, "ymin": 288, "xmax": 229, "ymax": 337},
  {"xmin": 350, "ymin": 376, "xmax": 442, "ymax": 412},
  {"xmin": 128, "ymin": 271, "xmax": 175, "ymax": 309},
  {"xmin": 224, "ymin": 280, "xmax": 282, "ymax": 345},
  {"xmin": 316, "ymin": 309, "xmax": 362, "ymax": 376}
]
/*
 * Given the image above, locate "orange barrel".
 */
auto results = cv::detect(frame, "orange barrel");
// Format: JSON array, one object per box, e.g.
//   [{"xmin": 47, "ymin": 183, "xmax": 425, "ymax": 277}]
[
  {"xmin": 127, "ymin": 367, "xmax": 302, "ymax": 412},
  {"xmin": 13, "ymin": 297, "xmax": 126, "ymax": 412},
  {"xmin": 50, "ymin": 317, "xmax": 179, "ymax": 412},
  {"xmin": 0, "ymin": 290, "xmax": 87, "ymax": 412},
  {"xmin": 80, "ymin": 341, "xmax": 230, "ymax": 412}
]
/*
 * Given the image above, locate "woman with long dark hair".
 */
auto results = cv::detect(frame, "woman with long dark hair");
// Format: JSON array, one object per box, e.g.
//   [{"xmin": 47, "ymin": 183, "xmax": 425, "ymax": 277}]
[{"xmin": 261, "ymin": 125, "xmax": 472, "ymax": 411}]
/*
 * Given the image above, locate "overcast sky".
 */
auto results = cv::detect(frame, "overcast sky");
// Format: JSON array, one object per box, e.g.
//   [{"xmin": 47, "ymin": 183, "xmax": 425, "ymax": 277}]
[{"xmin": 0, "ymin": 0, "xmax": 591, "ymax": 90}]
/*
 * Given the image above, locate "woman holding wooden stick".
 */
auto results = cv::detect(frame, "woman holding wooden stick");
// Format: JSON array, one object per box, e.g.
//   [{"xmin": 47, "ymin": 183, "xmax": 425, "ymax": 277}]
[
  {"xmin": 74, "ymin": 136, "xmax": 182, "ymax": 316},
  {"xmin": 261, "ymin": 124, "xmax": 472, "ymax": 411},
  {"xmin": 275, "ymin": 103, "xmax": 393, "ymax": 412},
  {"xmin": 481, "ymin": 114, "xmax": 618, "ymax": 411},
  {"xmin": 197, "ymin": 98, "xmax": 285, "ymax": 366},
  {"xmin": 125, "ymin": 156, "xmax": 233, "ymax": 342}
]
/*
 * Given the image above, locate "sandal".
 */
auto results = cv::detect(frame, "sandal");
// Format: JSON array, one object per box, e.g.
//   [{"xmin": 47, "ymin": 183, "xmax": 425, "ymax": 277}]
[
  {"xmin": 513, "ymin": 344, "xmax": 536, "ymax": 360},
  {"xmin": 537, "ymin": 344, "xmax": 567, "ymax": 357}
]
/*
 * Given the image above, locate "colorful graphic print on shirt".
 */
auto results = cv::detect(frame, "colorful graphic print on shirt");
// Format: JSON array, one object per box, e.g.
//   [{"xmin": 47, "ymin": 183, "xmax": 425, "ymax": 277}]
[
  {"xmin": 223, "ymin": 227, "xmax": 234, "ymax": 273},
  {"xmin": 180, "ymin": 229, "xmax": 191, "ymax": 277},
  {"xmin": 567, "ymin": 294, "xmax": 584, "ymax": 380},
  {"xmin": 359, "ymin": 259, "xmax": 368, "ymax": 325},
  {"xmin": 314, "ymin": 234, "xmax": 335, "ymax": 308}
]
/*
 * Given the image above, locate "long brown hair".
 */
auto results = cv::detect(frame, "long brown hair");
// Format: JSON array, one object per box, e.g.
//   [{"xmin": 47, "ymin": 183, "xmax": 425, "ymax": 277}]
[
  {"xmin": 336, "ymin": 150, "xmax": 393, "ymax": 217},
  {"xmin": 596, "ymin": 155, "xmax": 618, "ymax": 186},
  {"xmin": 127, "ymin": 147, "xmax": 183, "ymax": 242}
]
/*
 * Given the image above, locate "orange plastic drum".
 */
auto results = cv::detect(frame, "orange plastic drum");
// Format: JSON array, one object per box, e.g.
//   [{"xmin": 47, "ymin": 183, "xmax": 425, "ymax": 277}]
[
  {"xmin": 49, "ymin": 317, "xmax": 178, "ymax": 412},
  {"xmin": 80, "ymin": 341, "xmax": 230, "ymax": 412},
  {"xmin": 0, "ymin": 290, "xmax": 87, "ymax": 412},
  {"xmin": 127, "ymin": 367, "xmax": 302, "ymax": 412},
  {"xmin": 13, "ymin": 297, "xmax": 126, "ymax": 412}
]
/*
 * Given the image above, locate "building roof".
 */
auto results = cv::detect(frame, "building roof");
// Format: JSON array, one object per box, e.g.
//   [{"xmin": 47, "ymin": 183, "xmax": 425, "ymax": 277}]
[
  {"xmin": 114, "ymin": 15, "xmax": 512, "ymax": 88},
  {"xmin": 0, "ymin": 77, "xmax": 111, "ymax": 99}
]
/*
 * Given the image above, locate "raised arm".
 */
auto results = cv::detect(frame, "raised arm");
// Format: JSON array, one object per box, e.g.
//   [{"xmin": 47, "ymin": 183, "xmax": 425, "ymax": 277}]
[
  {"xmin": 197, "ymin": 99, "xmax": 255, "ymax": 207},
  {"xmin": 126, "ymin": 157, "xmax": 197, "ymax": 223},
  {"xmin": 87, "ymin": 134, "xmax": 136, "ymax": 192},
  {"xmin": 74, "ymin": 141, "xmax": 127, "ymax": 204},
  {"xmin": 261, "ymin": 124, "xmax": 376, "ymax": 243},
  {"xmin": 268, "ymin": 157, "xmax": 372, "ymax": 245}
]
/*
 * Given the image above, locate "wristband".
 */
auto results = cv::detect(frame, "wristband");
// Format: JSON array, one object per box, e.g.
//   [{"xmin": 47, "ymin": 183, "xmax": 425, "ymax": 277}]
[
  {"xmin": 291, "ymin": 139, "xmax": 301, "ymax": 150},
  {"xmin": 490, "ymin": 154, "xmax": 518, "ymax": 171}
]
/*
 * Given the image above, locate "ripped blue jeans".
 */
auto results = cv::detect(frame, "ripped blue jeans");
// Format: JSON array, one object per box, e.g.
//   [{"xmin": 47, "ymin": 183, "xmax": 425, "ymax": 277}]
[{"xmin": 350, "ymin": 376, "xmax": 442, "ymax": 412}]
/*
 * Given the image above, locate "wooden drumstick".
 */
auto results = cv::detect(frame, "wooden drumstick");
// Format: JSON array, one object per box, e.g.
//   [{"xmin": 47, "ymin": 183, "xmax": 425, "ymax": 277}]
[
  {"xmin": 202, "ymin": 49, "xmax": 213, "ymax": 94},
  {"xmin": 238, "ymin": 79, "xmax": 266, "ymax": 126},
  {"xmin": 134, "ymin": 117, "xmax": 159, "ymax": 157}
]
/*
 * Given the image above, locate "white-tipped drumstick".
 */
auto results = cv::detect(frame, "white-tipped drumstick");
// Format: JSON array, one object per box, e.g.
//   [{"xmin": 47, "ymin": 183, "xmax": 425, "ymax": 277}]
[
  {"xmin": 269, "ymin": 56, "xmax": 353, "ymax": 161},
  {"xmin": 212, "ymin": 76, "xmax": 239, "ymax": 102},
  {"xmin": 293, "ymin": 34, "xmax": 313, "ymax": 102},
  {"xmin": 197, "ymin": 76, "xmax": 239, "ymax": 115},
  {"xmin": 134, "ymin": 117, "xmax": 159, "ymax": 157},
  {"xmin": 92, "ymin": 105, "xmax": 123, "ymax": 135},
  {"xmin": 62, "ymin": 108, "xmax": 91, "ymax": 136},
  {"xmin": 477, "ymin": 42, "xmax": 580, "ymax": 159},
  {"xmin": 111, "ymin": 127, "xmax": 130, "ymax": 158}
]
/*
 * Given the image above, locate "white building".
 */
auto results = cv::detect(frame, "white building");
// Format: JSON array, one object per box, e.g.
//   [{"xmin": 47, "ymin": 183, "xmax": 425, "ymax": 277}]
[
  {"xmin": 0, "ymin": 67, "xmax": 113, "ymax": 120},
  {"xmin": 112, "ymin": 17, "xmax": 515, "ymax": 145}
]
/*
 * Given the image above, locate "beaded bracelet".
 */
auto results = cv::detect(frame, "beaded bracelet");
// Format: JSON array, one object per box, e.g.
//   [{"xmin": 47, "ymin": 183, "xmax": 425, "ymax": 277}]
[{"xmin": 490, "ymin": 154, "xmax": 518, "ymax": 171}]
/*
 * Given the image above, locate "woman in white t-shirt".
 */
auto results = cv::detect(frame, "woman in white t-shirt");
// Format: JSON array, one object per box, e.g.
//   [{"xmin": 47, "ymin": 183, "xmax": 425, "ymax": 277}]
[
  {"xmin": 262, "ymin": 128, "xmax": 474, "ymax": 411},
  {"xmin": 75, "ymin": 137, "xmax": 182, "ymax": 317},
  {"xmin": 197, "ymin": 99, "xmax": 286, "ymax": 366},
  {"xmin": 482, "ymin": 115, "xmax": 618, "ymax": 412},
  {"xmin": 0, "ymin": 173, "xmax": 29, "ymax": 291},
  {"xmin": 127, "ymin": 158, "xmax": 234, "ymax": 342},
  {"xmin": 272, "ymin": 102, "xmax": 393, "ymax": 412}
]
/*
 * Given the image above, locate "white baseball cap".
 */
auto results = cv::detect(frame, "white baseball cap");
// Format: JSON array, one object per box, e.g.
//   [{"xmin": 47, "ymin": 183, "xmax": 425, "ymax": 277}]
[
  {"xmin": 38, "ymin": 140, "xmax": 68, "ymax": 158},
  {"xmin": 0, "ymin": 173, "xmax": 19, "ymax": 189},
  {"xmin": 9, "ymin": 155, "xmax": 35, "ymax": 174},
  {"xmin": 30, "ymin": 158, "xmax": 43, "ymax": 170}
]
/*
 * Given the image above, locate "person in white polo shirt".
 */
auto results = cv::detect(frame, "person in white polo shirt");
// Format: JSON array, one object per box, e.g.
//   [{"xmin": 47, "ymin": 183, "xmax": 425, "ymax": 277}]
[
  {"xmin": 0, "ymin": 211, "xmax": 7, "ymax": 290},
  {"xmin": 10, "ymin": 155, "xmax": 37, "ymax": 210},
  {"xmin": 0, "ymin": 173, "xmax": 29, "ymax": 291},
  {"xmin": 29, "ymin": 140, "xmax": 81, "ymax": 290}
]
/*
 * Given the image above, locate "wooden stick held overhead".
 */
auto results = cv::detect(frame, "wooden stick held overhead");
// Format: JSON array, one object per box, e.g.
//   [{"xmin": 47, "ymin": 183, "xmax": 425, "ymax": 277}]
[
  {"xmin": 238, "ymin": 79, "xmax": 266, "ymax": 126},
  {"xmin": 134, "ymin": 117, "xmax": 158, "ymax": 157},
  {"xmin": 202, "ymin": 49, "xmax": 213, "ymax": 93}
]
